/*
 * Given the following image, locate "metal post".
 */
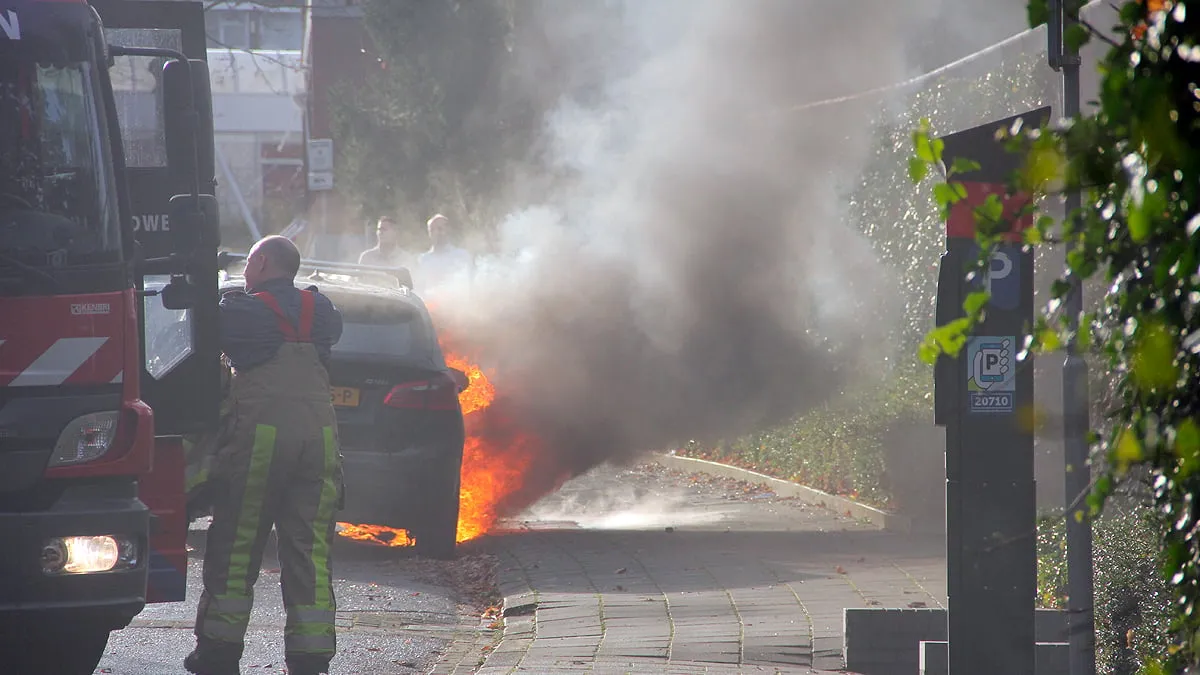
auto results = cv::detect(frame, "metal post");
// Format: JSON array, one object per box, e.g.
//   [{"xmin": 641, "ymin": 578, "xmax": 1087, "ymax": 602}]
[{"xmin": 1049, "ymin": 1, "xmax": 1096, "ymax": 673}]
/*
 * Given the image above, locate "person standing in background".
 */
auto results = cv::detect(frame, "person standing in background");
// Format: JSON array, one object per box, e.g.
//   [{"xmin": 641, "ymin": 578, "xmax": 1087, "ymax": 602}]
[{"xmin": 358, "ymin": 216, "xmax": 409, "ymax": 268}]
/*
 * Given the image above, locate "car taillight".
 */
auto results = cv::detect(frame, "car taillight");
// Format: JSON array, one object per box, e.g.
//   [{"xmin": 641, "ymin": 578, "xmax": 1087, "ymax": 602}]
[{"xmin": 383, "ymin": 373, "xmax": 460, "ymax": 411}]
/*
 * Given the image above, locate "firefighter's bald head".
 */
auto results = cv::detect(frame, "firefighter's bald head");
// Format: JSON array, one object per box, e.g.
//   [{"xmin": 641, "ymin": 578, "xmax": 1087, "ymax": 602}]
[{"xmin": 245, "ymin": 235, "xmax": 301, "ymax": 290}]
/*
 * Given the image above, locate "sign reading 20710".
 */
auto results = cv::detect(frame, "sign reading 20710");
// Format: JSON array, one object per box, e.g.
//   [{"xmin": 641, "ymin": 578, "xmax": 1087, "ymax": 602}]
[{"xmin": 966, "ymin": 336, "xmax": 1016, "ymax": 414}]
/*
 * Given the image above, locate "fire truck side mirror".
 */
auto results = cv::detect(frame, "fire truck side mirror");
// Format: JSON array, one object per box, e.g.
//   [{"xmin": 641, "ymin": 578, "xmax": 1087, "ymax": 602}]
[
  {"xmin": 162, "ymin": 58, "xmax": 217, "ymax": 201},
  {"xmin": 162, "ymin": 57, "xmax": 219, "ymax": 258}
]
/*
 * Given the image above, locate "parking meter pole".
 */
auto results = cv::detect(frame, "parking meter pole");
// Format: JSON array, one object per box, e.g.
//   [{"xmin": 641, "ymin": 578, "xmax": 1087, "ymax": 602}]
[
  {"xmin": 1049, "ymin": 2, "xmax": 1097, "ymax": 672},
  {"xmin": 933, "ymin": 108, "xmax": 1049, "ymax": 675}
]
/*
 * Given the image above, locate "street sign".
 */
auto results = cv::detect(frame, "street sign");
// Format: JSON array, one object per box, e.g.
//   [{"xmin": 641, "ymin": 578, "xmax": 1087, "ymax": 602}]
[
  {"xmin": 307, "ymin": 138, "xmax": 334, "ymax": 173},
  {"xmin": 308, "ymin": 171, "xmax": 334, "ymax": 192}
]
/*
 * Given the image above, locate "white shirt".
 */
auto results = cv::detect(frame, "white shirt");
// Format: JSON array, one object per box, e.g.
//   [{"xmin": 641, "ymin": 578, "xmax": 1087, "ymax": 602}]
[{"xmin": 417, "ymin": 245, "xmax": 472, "ymax": 290}]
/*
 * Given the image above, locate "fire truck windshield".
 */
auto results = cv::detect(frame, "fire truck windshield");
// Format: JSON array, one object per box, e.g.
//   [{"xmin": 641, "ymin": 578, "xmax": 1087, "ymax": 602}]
[{"xmin": 0, "ymin": 52, "xmax": 121, "ymax": 268}]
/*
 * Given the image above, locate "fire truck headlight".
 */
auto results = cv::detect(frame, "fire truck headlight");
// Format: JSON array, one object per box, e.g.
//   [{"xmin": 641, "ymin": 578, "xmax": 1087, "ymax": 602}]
[
  {"xmin": 49, "ymin": 411, "xmax": 120, "ymax": 467},
  {"xmin": 41, "ymin": 535, "xmax": 139, "ymax": 575}
]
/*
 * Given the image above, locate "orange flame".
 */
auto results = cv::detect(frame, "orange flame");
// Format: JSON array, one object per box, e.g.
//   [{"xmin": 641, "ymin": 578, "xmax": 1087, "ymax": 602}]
[
  {"xmin": 444, "ymin": 353, "xmax": 541, "ymax": 543},
  {"xmin": 335, "ymin": 522, "xmax": 413, "ymax": 547},
  {"xmin": 337, "ymin": 320, "xmax": 540, "ymax": 548}
]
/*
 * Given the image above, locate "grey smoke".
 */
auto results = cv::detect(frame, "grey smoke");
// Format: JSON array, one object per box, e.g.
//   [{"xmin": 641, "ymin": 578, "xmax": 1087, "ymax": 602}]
[{"xmin": 432, "ymin": 0, "xmax": 1003, "ymax": 480}]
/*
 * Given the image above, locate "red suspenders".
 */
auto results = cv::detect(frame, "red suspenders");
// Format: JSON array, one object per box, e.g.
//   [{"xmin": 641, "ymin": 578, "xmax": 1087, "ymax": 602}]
[{"xmin": 252, "ymin": 290, "xmax": 316, "ymax": 342}]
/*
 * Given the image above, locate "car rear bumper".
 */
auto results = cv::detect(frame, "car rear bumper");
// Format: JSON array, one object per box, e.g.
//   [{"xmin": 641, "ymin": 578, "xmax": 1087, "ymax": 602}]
[
  {"xmin": 0, "ymin": 480, "xmax": 149, "ymax": 630},
  {"xmin": 338, "ymin": 442, "xmax": 462, "ymax": 526}
]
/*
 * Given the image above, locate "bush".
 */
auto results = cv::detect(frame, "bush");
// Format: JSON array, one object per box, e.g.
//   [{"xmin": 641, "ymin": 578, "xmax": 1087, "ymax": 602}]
[
  {"xmin": 678, "ymin": 361, "xmax": 933, "ymax": 510},
  {"xmin": 1036, "ymin": 506, "xmax": 1172, "ymax": 674}
]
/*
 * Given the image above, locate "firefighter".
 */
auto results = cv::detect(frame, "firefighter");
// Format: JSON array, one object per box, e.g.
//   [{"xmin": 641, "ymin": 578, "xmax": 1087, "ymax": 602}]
[{"xmin": 186, "ymin": 235, "xmax": 345, "ymax": 675}]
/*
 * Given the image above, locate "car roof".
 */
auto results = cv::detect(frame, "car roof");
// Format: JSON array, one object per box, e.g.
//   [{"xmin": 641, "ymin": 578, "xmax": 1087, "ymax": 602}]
[{"xmin": 219, "ymin": 272, "xmax": 432, "ymax": 315}]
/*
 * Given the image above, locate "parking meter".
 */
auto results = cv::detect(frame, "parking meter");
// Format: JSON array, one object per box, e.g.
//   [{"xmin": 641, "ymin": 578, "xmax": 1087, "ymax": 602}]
[{"xmin": 933, "ymin": 106, "xmax": 1049, "ymax": 675}]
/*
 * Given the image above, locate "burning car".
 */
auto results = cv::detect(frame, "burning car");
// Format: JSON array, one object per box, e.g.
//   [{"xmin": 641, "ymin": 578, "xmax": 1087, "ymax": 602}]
[{"xmin": 197, "ymin": 253, "xmax": 469, "ymax": 559}]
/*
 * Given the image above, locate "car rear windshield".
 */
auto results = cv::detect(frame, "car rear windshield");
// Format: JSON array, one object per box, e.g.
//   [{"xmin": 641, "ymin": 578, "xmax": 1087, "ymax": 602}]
[{"xmin": 331, "ymin": 296, "xmax": 430, "ymax": 360}]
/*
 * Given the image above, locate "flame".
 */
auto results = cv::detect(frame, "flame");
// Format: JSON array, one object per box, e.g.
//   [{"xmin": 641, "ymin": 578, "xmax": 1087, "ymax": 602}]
[
  {"xmin": 336, "ymin": 346, "xmax": 526, "ymax": 547},
  {"xmin": 444, "ymin": 352, "xmax": 542, "ymax": 542},
  {"xmin": 335, "ymin": 522, "xmax": 413, "ymax": 547},
  {"xmin": 446, "ymin": 353, "xmax": 495, "ymax": 416}
]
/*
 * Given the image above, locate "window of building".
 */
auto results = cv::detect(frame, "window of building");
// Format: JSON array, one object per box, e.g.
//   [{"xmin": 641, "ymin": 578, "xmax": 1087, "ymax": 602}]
[{"xmin": 206, "ymin": 8, "xmax": 302, "ymax": 51}]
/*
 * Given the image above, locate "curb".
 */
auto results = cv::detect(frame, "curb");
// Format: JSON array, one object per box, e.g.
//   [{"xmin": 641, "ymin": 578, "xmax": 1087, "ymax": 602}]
[{"xmin": 652, "ymin": 453, "xmax": 912, "ymax": 533}]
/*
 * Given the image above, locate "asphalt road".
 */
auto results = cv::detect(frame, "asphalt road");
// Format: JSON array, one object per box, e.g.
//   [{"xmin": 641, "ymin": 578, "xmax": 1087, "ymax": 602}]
[
  {"xmin": 95, "ymin": 525, "xmax": 491, "ymax": 675},
  {"xmin": 441, "ymin": 463, "xmax": 947, "ymax": 675}
]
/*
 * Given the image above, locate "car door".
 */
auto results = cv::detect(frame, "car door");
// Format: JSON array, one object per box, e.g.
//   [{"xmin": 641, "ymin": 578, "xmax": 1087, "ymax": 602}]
[{"xmin": 91, "ymin": 0, "xmax": 219, "ymax": 604}]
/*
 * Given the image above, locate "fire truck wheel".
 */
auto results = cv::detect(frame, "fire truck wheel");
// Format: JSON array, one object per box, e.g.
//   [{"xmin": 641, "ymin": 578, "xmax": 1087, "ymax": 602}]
[
  {"xmin": 414, "ymin": 490, "xmax": 460, "ymax": 561},
  {"xmin": 4, "ymin": 622, "xmax": 111, "ymax": 674}
]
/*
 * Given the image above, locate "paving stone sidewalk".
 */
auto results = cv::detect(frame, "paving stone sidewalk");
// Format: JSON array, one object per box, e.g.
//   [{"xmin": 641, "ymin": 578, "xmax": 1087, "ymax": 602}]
[{"xmin": 435, "ymin": 466, "xmax": 946, "ymax": 675}]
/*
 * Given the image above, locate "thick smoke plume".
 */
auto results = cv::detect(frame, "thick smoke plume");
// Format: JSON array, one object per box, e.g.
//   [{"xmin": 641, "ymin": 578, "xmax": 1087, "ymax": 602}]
[{"xmin": 433, "ymin": 1, "xmax": 969, "ymax": 486}]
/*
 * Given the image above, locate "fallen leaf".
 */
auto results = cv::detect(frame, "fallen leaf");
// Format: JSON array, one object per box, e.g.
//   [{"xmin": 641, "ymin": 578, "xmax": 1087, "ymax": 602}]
[{"xmin": 835, "ymin": 566, "xmax": 847, "ymax": 575}]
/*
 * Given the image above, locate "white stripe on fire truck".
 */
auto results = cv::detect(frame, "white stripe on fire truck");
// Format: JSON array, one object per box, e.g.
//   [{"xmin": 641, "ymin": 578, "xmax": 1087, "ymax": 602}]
[{"xmin": 7, "ymin": 337, "xmax": 109, "ymax": 387}]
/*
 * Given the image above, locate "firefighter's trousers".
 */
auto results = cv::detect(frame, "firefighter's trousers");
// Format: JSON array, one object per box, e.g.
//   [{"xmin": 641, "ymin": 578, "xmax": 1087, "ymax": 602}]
[{"xmin": 194, "ymin": 342, "xmax": 344, "ymax": 664}]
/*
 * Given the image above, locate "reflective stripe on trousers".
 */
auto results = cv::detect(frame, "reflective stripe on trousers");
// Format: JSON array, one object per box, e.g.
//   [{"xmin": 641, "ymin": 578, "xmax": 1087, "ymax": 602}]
[
  {"xmin": 283, "ymin": 426, "xmax": 340, "ymax": 656},
  {"xmin": 196, "ymin": 424, "xmax": 277, "ymax": 644},
  {"xmin": 193, "ymin": 340, "xmax": 341, "ymax": 662}
]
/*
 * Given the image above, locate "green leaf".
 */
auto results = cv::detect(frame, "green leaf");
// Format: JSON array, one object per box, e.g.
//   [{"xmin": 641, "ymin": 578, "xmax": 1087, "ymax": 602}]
[
  {"xmin": 962, "ymin": 291, "xmax": 990, "ymax": 317},
  {"xmin": 1023, "ymin": 144, "xmax": 1065, "ymax": 192},
  {"xmin": 1128, "ymin": 185, "xmax": 1166, "ymax": 243},
  {"xmin": 1026, "ymin": 0, "xmax": 1050, "ymax": 27},
  {"xmin": 1175, "ymin": 419, "xmax": 1200, "ymax": 478},
  {"xmin": 1139, "ymin": 657, "xmax": 1167, "ymax": 675},
  {"xmin": 1112, "ymin": 427, "xmax": 1144, "ymax": 475},
  {"xmin": 1023, "ymin": 225, "xmax": 1044, "ymax": 246},
  {"xmin": 933, "ymin": 182, "xmax": 966, "ymax": 211},
  {"xmin": 1064, "ymin": 23, "xmax": 1091, "ymax": 52},
  {"xmin": 1131, "ymin": 320, "xmax": 1179, "ymax": 392},
  {"xmin": 1037, "ymin": 327, "xmax": 1063, "ymax": 352},
  {"xmin": 974, "ymin": 194, "xmax": 1006, "ymax": 232},
  {"xmin": 931, "ymin": 317, "xmax": 972, "ymax": 357},
  {"xmin": 918, "ymin": 339, "xmax": 940, "ymax": 365},
  {"xmin": 1066, "ymin": 249, "xmax": 1085, "ymax": 273},
  {"xmin": 913, "ymin": 130, "xmax": 934, "ymax": 162},
  {"xmin": 908, "ymin": 157, "xmax": 929, "ymax": 184},
  {"xmin": 949, "ymin": 157, "xmax": 982, "ymax": 176}
]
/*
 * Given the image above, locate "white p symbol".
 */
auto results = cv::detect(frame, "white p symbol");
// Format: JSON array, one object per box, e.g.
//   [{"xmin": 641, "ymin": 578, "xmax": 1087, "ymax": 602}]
[{"xmin": 986, "ymin": 252, "xmax": 1013, "ymax": 295}]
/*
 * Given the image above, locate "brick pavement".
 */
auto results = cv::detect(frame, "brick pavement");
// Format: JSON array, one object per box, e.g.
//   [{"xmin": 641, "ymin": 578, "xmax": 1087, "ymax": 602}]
[{"xmin": 436, "ymin": 466, "xmax": 946, "ymax": 675}]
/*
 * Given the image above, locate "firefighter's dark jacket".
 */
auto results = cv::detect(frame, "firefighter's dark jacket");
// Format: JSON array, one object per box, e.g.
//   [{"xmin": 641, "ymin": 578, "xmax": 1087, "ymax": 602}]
[{"xmin": 219, "ymin": 277, "xmax": 343, "ymax": 370}]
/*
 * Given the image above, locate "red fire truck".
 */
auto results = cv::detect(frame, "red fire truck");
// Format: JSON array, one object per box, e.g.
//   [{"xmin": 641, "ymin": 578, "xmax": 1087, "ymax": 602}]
[{"xmin": 0, "ymin": 1, "xmax": 219, "ymax": 671}]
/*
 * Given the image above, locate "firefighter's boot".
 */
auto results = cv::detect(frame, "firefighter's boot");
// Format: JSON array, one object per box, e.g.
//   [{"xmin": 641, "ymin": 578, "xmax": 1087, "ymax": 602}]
[{"xmin": 183, "ymin": 637, "xmax": 242, "ymax": 675}]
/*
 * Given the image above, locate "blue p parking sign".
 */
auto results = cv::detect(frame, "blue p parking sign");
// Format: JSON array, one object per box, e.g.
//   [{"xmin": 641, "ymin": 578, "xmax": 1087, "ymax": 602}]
[{"xmin": 966, "ymin": 336, "xmax": 1015, "ymax": 413}]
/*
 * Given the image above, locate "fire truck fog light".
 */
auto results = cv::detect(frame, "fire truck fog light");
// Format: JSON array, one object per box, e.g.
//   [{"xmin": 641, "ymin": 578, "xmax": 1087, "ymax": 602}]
[
  {"xmin": 41, "ymin": 536, "xmax": 138, "ymax": 575},
  {"xmin": 49, "ymin": 411, "xmax": 120, "ymax": 467}
]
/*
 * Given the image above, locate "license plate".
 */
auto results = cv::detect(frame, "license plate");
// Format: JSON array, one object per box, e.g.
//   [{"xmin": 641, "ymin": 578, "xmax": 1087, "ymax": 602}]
[{"xmin": 331, "ymin": 386, "xmax": 360, "ymax": 408}]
